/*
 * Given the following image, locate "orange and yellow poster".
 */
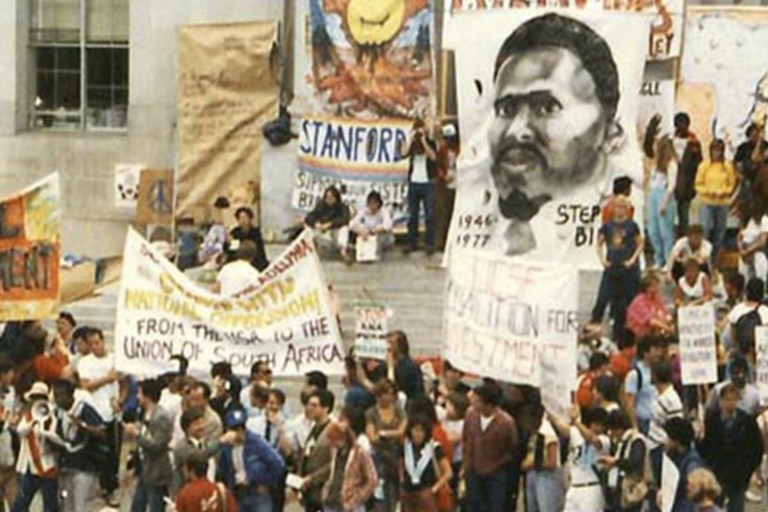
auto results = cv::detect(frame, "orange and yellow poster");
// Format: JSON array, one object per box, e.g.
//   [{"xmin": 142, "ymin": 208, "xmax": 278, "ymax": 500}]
[{"xmin": 0, "ymin": 174, "xmax": 60, "ymax": 321}]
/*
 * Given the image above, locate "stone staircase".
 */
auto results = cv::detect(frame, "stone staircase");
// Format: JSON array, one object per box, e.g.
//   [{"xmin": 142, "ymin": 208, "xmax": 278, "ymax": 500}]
[{"xmin": 65, "ymin": 246, "xmax": 448, "ymax": 358}]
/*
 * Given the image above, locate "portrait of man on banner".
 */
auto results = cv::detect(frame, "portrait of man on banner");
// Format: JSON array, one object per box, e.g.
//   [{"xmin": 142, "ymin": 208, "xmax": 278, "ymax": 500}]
[{"xmin": 447, "ymin": 10, "xmax": 647, "ymax": 267}]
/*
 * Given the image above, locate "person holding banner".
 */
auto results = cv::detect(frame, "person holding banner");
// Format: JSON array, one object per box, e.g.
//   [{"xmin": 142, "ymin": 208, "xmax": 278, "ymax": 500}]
[{"xmin": 305, "ymin": 187, "xmax": 352, "ymax": 263}]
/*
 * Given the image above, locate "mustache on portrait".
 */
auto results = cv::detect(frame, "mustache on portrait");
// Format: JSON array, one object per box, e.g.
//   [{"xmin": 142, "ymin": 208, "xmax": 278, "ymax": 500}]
[{"xmin": 493, "ymin": 139, "xmax": 547, "ymax": 175}]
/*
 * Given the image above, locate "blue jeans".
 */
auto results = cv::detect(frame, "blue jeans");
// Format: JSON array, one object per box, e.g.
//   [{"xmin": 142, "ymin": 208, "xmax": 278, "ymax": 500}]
[
  {"xmin": 526, "ymin": 468, "xmax": 566, "ymax": 512},
  {"xmin": 407, "ymin": 182, "xmax": 435, "ymax": 251},
  {"xmin": 591, "ymin": 264, "xmax": 640, "ymax": 340},
  {"xmin": 11, "ymin": 473, "xmax": 58, "ymax": 512},
  {"xmin": 238, "ymin": 491, "xmax": 273, "ymax": 512},
  {"xmin": 647, "ymin": 185, "xmax": 676, "ymax": 267},
  {"xmin": 130, "ymin": 479, "xmax": 167, "ymax": 512},
  {"xmin": 699, "ymin": 204, "xmax": 729, "ymax": 260},
  {"xmin": 466, "ymin": 464, "xmax": 515, "ymax": 512}
]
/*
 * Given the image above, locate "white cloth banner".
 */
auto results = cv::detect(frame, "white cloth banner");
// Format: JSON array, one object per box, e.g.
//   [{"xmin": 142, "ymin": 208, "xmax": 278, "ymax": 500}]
[
  {"xmin": 444, "ymin": 10, "xmax": 647, "ymax": 269},
  {"xmin": 756, "ymin": 327, "xmax": 768, "ymax": 405},
  {"xmin": 444, "ymin": 250, "xmax": 578, "ymax": 409},
  {"xmin": 114, "ymin": 229, "xmax": 345, "ymax": 378},
  {"xmin": 678, "ymin": 304, "xmax": 718, "ymax": 386}
]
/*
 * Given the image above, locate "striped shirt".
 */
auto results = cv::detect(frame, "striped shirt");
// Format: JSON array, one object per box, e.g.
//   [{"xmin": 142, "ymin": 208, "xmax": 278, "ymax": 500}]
[{"xmin": 648, "ymin": 386, "xmax": 684, "ymax": 448}]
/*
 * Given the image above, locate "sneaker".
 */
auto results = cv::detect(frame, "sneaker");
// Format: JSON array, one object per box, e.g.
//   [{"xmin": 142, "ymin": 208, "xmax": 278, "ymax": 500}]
[{"xmin": 745, "ymin": 490, "xmax": 762, "ymax": 503}]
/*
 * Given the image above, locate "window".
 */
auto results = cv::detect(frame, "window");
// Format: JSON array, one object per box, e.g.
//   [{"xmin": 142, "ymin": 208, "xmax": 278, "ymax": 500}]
[{"xmin": 30, "ymin": 0, "xmax": 129, "ymax": 131}]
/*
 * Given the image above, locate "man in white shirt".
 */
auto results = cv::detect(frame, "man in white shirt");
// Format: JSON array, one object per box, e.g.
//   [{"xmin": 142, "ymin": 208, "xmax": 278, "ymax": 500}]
[
  {"xmin": 648, "ymin": 360, "xmax": 684, "ymax": 493},
  {"xmin": 77, "ymin": 328, "xmax": 120, "ymax": 504},
  {"xmin": 214, "ymin": 241, "xmax": 262, "ymax": 297},
  {"xmin": 665, "ymin": 224, "xmax": 713, "ymax": 281}
]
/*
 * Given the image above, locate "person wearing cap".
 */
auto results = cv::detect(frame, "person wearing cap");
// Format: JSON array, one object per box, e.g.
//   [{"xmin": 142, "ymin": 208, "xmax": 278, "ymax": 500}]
[
  {"xmin": 217, "ymin": 405, "xmax": 286, "ymax": 512},
  {"xmin": 436, "ymin": 123, "xmax": 459, "ymax": 251},
  {"xmin": 12, "ymin": 381, "xmax": 59, "ymax": 512},
  {"xmin": 123, "ymin": 379, "xmax": 174, "ymax": 512}
]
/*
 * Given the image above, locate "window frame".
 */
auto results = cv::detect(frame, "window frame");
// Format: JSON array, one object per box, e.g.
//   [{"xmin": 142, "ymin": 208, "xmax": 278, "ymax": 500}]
[{"xmin": 29, "ymin": 0, "xmax": 129, "ymax": 133}]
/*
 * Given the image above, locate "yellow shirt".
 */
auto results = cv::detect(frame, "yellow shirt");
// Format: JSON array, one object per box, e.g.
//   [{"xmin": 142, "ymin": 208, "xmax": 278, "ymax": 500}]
[{"xmin": 695, "ymin": 161, "xmax": 736, "ymax": 206}]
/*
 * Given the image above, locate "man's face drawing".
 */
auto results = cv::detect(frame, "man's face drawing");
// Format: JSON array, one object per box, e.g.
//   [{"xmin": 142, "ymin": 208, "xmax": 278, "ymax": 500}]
[{"xmin": 489, "ymin": 46, "xmax": 611, "ymax": 206}]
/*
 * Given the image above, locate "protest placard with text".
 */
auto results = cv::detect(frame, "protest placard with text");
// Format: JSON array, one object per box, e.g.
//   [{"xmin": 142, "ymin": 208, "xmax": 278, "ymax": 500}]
[
  {"xmin": 114, "ymin": 228, "xmax": 345, "ymax": 378},
  {"xmin": 678, "ymin": 304, "xmax": 718, "ymax": 386}
]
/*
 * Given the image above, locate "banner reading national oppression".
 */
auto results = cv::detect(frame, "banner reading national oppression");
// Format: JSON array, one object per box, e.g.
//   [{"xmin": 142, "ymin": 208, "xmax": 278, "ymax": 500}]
[
  {"xmin": 444, "ymin": 10, "xmax": 648, "ymax": 269},
  {"xmin": 305, "ymin": 0, "xmax": 434, "ymax": 119},
  {"xmin": 177, "ymin": 22, "xmax": 278, "ymax": 221},
  {"xmin": 444, "ymin": 249, "xmax": 579, "ymax": 410},
  {"xmin": 114, "ymin": 229, "xmax": 345, "ymax": 378},
  {"xmin": 293, "ymin": 116, "xmax": 411, "ymax": 225},
  {"xmin": 0, "ymin": 174, "xmax": 60, "ymax": 321},
  {"xmin": 678, "ymin": 304, "xmax": 718, "ymax": 386}
]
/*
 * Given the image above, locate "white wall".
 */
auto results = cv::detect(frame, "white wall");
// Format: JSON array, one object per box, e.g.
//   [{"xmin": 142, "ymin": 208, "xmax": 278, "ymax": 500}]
[{"xmin": 0, "ymin": 0, "xmax": 286, "ymax": 257}]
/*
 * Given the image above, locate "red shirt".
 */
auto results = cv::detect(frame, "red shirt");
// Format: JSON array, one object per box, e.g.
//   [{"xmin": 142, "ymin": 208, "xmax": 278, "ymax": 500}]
[
  {"xmin": 32, "ymin": 351, "xmax": 69, "ymax": 382},
  {"xmin": 176, "ymin": 479, "xmax": 238, "ymax": 512}
]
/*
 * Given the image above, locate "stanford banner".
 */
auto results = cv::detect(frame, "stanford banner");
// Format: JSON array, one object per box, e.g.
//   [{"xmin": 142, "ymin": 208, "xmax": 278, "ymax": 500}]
[
  {"xmin": 306, "ymin": 0, "xmax": 434, "ymax": 119},
  {"xmin": 115, "ymin": 229, "xmax": 345, "ymax": 378},
  {"xmin": 444, "ymin": 10, "xmax": 647, "ymax": 269},
  {"xmin": 0, "ymin": 174, "xmax": 61, "ymax": 321},
  {"xmin": 293, "ymin": 116, "xmax": 412, "ymax": 225}
]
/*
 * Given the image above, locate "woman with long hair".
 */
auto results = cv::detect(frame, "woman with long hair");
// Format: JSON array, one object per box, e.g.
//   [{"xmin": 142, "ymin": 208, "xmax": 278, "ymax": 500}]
[
  {"xmin": 399, "ymin": 415, "xmax": 452, "ymax": 512},
  {"xmin": 365, "ymin": 380, "xmax": 406, "ymax": 512},
  {"xmin": 648, "ymin": 136, "xmax": 678, "ymax": 267}
]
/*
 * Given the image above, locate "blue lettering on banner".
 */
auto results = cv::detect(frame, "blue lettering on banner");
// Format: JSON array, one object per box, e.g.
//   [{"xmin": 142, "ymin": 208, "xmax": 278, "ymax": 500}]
[{"xmin": 299, "ymin": 119, "xmax": 408, "ymax": 165}]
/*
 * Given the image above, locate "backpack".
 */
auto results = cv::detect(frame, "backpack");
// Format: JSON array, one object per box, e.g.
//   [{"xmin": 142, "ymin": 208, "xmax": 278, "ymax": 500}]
[
  {"xmin": 619, "ymin": 432, "xmax": 653, "ymax": 509},
  {"xmin": 734, "ymin": 306, "xmax": 762, "ymax": 358}
]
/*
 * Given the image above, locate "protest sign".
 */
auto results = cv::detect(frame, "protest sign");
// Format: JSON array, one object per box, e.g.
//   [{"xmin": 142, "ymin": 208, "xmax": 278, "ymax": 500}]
[
  {"xmin": 660, "ymin": 453, "xmax": 680, "ymax": 512},
  {"xmin": 678, "ymin": 305, "xmax": 718, "ymax": 386},
  {"xmin": 757, "ymin": 327, "xmax": 768, "ymax": 405},
  {"xmin": 305, "ymin": 0, "xmax": 433, "ymax": 119},
  {"xmin": 443, "ymin": 10, "xmax": 647, "ymax": 268},
  {"xmin": 444, "ymin": 249, "xmax": 578, "ymax": 409},
  {"xmin": 355, "ymin": 307, "xmax": 390, "ymax": 360},
  {"xmin": 114, "ymin": 164, "xmax": 142, "ymax": 209},
  {"xmin": 177, "ymin": 21, "xmax": 278, "ymax": 221},
  {"xmin": 0, "ymin": 174, "xmax": 60, "ymax": 321},
  {"xmin": 293, "ymin": 116, "xmax": 412, "ymax": 226},
  {"xmin": 114, "ymin": 228, "xmax": 345, "ymax": 378},
  {"xmin": 137, "ymin": 169, "xmax": 174, "ymax": 226}
]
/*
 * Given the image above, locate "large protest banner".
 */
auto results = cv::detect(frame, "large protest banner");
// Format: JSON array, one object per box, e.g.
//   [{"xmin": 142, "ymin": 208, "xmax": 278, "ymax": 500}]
[
  {"xmin": 114, "ymin": 229, "xmax": 345, "ymax": 378},
  {"xmin": 293, "ymin": 116, "xmax": 411, "ymax": 224},
  {"xmin": 443, "ymin": 10, "xmax": 647, "ymax": 269},
  {"xmin": 444, "ymin": 249, "xmax": 579, "ymax": 414},
  {"xmin": 177, "ymin": 22, "xmax": 278, "ymax": 221},
  {"xmin": 678, "ymin": 305, "xmax": 718, "ymax": 386},
  {"xmin": 305, "ymin": 0, "xmax": 434, "ymax": 119},
  {"xmin": 446, "ymin": 0, "xmax": 682, "ymax": 60},
  {"xmin": 0, "ymin": 174, "xmax": 60, "ymax": 321},
  {"xmin": 679, "ymin": 8, "xmax": 768, "ymax": 152}
]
